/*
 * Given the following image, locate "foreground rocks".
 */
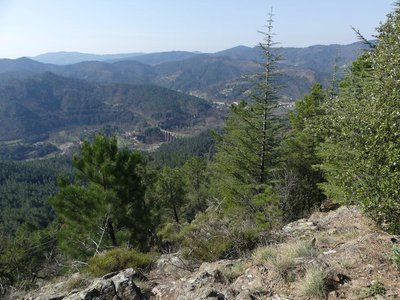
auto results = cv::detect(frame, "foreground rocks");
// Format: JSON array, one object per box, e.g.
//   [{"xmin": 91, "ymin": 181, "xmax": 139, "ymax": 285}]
[
  {"xmin": 10, "ymin": 206, "xmax": 400, "ymax": 299},
  {"xmin": 14, "ymin": 269, "xmax": 143, "ymax": 300}
]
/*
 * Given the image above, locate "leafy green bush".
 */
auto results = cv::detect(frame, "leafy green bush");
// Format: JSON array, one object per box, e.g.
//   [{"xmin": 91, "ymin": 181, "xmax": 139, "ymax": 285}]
[
  {"xmin": 317, "ymin": 4, "xmax": 400, "ymax": 233},
  {"xmin": 87, "ymin": 248, "xmax": 158, "ymax": 276},
  {"xmin": 157, "ymin": 222, "xmax": 180, "ymax": 241}
]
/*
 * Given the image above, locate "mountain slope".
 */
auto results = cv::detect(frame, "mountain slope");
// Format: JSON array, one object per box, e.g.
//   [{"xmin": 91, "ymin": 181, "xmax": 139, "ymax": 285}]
[
  {"xmin": 55, "ymin": 60, "xmax": 157, "ymax": 84},
  {"xmin": 0, "ymin": 57, "xmax": 58, "ymax": 74},
  {"xmin": 0, "ymin": 73, "xmax": 217, "ymax": 143}
]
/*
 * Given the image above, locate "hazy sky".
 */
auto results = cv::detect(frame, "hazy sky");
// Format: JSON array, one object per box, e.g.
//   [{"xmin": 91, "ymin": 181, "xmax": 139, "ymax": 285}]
[{"xmin": 0, "ymin": 0, "xmax": 395, "ymax": 58}]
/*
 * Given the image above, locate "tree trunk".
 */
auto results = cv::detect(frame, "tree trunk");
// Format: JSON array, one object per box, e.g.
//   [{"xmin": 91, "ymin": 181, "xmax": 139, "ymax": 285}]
[{"xmin": 107, "ymin": 218, "xmax": 118, "ymax": 246}]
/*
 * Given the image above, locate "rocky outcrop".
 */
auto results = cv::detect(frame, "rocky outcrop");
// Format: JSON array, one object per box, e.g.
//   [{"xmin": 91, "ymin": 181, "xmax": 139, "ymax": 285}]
[
  {"xmin": 146, "ymin": 206, "xmax": 400, "ymax": 299},
  {"xmin": 11, "ymin": 206, "xmax": 400, "ymax": 300},
  {"xmin": 16, "ymin": 269, "xmax": 143, "ymax": 300}
]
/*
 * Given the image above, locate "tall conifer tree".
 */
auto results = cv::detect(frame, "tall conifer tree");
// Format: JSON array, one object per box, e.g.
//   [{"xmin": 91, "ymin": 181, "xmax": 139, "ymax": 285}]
[{"xmin": 212, "ymin": 9, "xmax": 280, "ymax": 225}]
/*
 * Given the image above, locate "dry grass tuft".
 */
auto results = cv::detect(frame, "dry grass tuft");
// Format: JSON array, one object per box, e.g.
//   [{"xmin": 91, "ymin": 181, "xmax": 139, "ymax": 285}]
[
  {"xmin": 63, "ymin": 273, "xmax": 91, "ymax": 292},
  {"xmin": 253, "ymin": 240, "xmax": 318, "ymax": 282},
  {"xmin": 297, "ymin": 266, "xmax": 328, "ymax": 299}
]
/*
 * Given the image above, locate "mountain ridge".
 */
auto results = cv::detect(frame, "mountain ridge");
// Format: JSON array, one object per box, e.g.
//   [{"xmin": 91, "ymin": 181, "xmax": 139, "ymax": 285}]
[
  {"xmin": 31, "ymin": 51, "xmax": 145, "ymax": 65},
  {"xmin": 26, "ymin": 41, "xmax": 367, "ymax": 66},
  {"xmin": 0, "ymin": 41, "xmax": 367, "ymax": 103}
]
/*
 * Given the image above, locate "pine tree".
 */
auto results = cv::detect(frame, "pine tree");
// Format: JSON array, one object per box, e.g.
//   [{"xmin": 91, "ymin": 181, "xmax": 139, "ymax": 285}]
[
  {"xmin": 211, "ymin": 9, "xmax": 281, "ymax": 225},
  {"xmin": 181, "ymin": 157, "xmax": 209, "ymax": 222},
  {"xmin": 153, "ymin": 167, "xmax": 186, "ymax": 224},
  {"xmin": 278, "ymin": 83, "xmax": 327, "ymax": 221},
  {"xmin": 50, "ymin": 135, "xmax": 150, "ymax": 258}
]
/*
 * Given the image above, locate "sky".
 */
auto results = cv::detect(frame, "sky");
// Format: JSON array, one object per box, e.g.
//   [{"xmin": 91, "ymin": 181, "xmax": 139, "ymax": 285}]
[{"xmin": 0, "ymin": 0, "xmax": 395, "ymax": 58}]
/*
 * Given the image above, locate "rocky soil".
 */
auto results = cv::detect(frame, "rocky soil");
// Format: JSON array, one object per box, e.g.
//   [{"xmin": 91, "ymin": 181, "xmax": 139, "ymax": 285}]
[{"xmin": 8, "ymin": 205, "xmax": 400, "ymax": 299}]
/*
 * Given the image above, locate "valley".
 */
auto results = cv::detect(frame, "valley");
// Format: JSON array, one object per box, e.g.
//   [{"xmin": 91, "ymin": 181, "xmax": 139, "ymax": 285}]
[{"xmin": 0, "ymin": 42, "xmax": 365, "ymax": 159}]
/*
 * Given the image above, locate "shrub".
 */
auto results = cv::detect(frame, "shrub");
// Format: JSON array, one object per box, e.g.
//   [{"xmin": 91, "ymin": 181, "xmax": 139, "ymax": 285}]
[
  {"xmin": 294, "ymin": 240, "xmax": 319, "ymax": 258},
  {"xmin": 365, "ymin": 281, "xmax": 386, "ymax": 297},
  {"xmin": 391, "ymin": 245, "xmax": 400, "ymax": 269},
  {"xmin": 180, "ymin": 209, "xmax": 260, "ymax": 262},
  {"xmin": 221, "ymin": 261, "xmax": 245, "ymax": 282},
  {"xmin": 156, "ymin": 222, "xmax": 183, "ymax": 253},
  {"xmin": 87, "ymin": 248, "xmax": 158, "ymax": 276},
  {"xmin": 297, "ymin": 266, "xmax": 327, "ymax": 299}
]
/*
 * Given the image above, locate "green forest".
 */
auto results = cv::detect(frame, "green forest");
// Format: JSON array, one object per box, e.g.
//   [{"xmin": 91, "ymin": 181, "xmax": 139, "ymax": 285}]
[{"xmin": 1, "ymin": 4, "xmax": 400, "ymax": 293}]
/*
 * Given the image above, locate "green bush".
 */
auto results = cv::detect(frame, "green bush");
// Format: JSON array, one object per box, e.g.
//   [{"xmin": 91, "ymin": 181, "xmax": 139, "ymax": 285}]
[
  {"xmin": 365, "ymin": 281, "xmax": 386, "ymax": 297},
  {"xmin": 391, "ymin": 246, "xmax": 400, "ymax": 269},
  {"xmin": 87, "ymin": 248, "xmax": 158, "ymax": 276},
  {"xmin": 221, "ymin": 262, "xmax": 245, "ymax": 282},
  {"xmin": 317, "ymin": 4, "xmax": 400, "ymax": 233},
  {"xmin": 180, "ymin": 210, "xmax": 260, "ymax": 262},
  {"xmin": 156, "ymin": 222, "xmax": 183, "ymax": 252}
]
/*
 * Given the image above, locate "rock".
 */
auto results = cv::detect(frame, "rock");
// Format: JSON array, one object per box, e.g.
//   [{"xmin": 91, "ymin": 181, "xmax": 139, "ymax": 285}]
[
  {"xmin": 1, "ymin": 277, "xmax": 12, "ymax": 300},
  {"xmin": 206, "ymin": 290, "xmax": 226, "ymax": 299},
  {"xmin": 320, "ymin": 199, "xmax": 340, "ymax": 212},
  {"xmin": 270, "ymin": 295, "xmax": 293, "ymax": 300},
  {"xmin": 71, "ymin": 269, "xmax": 141, "ymax": 300},
  {"xmin": 149, "ymin": 253, "xmax": 193, "ymax": 282},
  {"xmin": 150, "ymin": 260, "xmax": 245, "ymax": 300},
  {"xmin": 282, "ymin": 219, "xmax": 319, "ymax": 235},
  {"xmin": 18, "ymin": 269, "xmax": 142, "ymax": 300},
  {"xmin": 328, "ymin": 291, "xmax": 339, "ymax": 299},
  {"xmin": 112, "ymin": 269, "xmax": 141, "ymax": 299},
  {"xmin": 323, "ymin": 249, "xmax": 337, "ymax": 255}
]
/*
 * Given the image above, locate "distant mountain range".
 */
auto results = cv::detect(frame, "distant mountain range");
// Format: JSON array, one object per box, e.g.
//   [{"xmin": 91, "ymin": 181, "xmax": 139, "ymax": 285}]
[
  {"xmin": 0, "ymin": 42, "xmax": 368, "ymax": 159},
  {"xmin": 31, "ymin": 52, "xmax": 145, "ymax": 65},
  {"xmin": 1, "ymin": 42, "xmax": 368, "ymax": 103},
  {"xmin": 31, "ymin": 50, "xmax": 200, "ymax": 65}
]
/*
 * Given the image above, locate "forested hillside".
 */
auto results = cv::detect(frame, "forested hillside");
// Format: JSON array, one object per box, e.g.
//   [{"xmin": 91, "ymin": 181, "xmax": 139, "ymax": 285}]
[
  {"xmin": 0, "ymin": 72, "xmax": 219, "ymax": 159},
  {"xmin": 1, "ymin": 3, "xmax": 400, "ymax": 299}
]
